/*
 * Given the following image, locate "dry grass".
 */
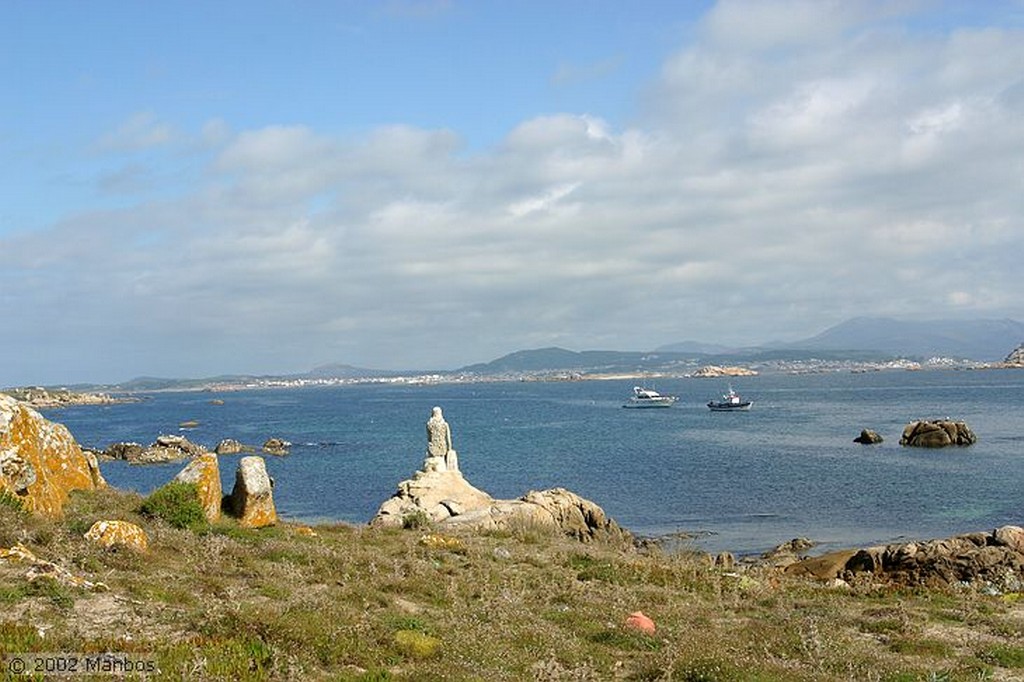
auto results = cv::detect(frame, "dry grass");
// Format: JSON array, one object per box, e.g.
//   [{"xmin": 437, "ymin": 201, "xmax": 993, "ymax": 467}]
[{"xmin": 0, "ymin": 488, "xmax": 1022, "ymax": 681}]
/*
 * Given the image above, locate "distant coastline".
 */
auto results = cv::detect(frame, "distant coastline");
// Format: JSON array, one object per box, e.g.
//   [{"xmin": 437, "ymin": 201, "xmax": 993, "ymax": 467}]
[{"xmin": 1, "ymin": 386, "xmax": 139, "ymax": 408}]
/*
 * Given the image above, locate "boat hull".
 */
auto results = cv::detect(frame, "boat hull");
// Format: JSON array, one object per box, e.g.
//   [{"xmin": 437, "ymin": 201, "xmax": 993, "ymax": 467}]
[
  {"xmin": 624, "ymin": 398, "xmax": 677, "ymax": 408},
  {"xmin": 707, "ymin": 401, "xmax": 752, "ymax": 411}
]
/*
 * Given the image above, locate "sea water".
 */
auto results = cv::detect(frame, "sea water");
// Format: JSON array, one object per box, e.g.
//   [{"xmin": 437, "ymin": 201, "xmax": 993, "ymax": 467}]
[{"xmin": 45, "ymin": 369, "xmax": 1024, "ymax": 555}]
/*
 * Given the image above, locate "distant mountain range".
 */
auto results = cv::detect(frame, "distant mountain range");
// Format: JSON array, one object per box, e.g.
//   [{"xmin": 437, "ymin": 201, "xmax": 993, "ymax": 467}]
[
  {"xmin": 90, "ymin": 316, "xmax": 1023, "ymax": 390},
  {"xmin": 657, "ymin": 317, "xmax": 1024, "ymax": 362},
  {"xmin": 773, "ymin": 317, "xmax": 1024, "ymax": 361}
]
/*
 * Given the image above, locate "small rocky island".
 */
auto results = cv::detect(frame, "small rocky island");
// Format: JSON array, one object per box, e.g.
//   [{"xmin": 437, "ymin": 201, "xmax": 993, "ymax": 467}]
[
  {"xmin": 373, "ymin": 406, "xmax": 629, "ymax": 543},
  {"xmin": 900, "ymin": 419, "xmax": 977, "ymax": 447}
]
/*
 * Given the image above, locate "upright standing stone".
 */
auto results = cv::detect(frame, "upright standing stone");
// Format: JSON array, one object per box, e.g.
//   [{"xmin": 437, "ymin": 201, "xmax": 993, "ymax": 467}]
[
  {"xmin": 228, "ymin": 456, "xmax": 277, "ymax": 528},
  {"xmin": 425, "ymin": 406, "xmax": 459, "ymax": 472},
  {"xmin": 174, "ymin": 453, "xmax": 223, "ymax": 522}
]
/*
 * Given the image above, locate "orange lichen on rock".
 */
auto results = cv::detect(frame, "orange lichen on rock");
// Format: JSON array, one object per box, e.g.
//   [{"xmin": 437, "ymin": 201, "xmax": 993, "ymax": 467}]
[
  {"xmin": 174, "ymin": 453, "xmax": 222, "ymax": 522},
  {"xmin": 0, "ymin": 394, "xmax": 102, "ymax": 517},
  {"xmin": 84, "ymin": 520, "xmax": 149, "ymax": 552}
]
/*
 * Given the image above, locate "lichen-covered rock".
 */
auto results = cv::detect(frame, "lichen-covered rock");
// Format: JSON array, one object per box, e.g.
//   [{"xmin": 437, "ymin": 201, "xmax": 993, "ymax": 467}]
[
  {"xmin": 900, "ymin": 420, "xmax": 977, "ymax": 447},
  {"xmin": 1, "ymin": 542, "xmax": 108, "ymax": 591},
  {"xmin": 173, "ymin": 453, "xmax": 222, "ymax": 522},
  {"xmin": 84, "ymin": 520, "xmax": 149, "ymax": 552},
  {"xmin": 0, "ymin": 394, "xmax": 102, "ymax": 517},
  {"xmin": 227, "ymin": 456, "xmax": 277, "ymax": 528}
]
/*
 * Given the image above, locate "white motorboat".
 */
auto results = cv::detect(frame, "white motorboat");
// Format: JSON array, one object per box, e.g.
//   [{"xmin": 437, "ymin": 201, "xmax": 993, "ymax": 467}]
[{"xmin": 623, "ymin": 386, "xmax": 678, "ymax": 408}]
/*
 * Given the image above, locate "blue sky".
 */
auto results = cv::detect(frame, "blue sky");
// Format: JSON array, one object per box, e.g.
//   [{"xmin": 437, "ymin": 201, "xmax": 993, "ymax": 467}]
[{"xmin": 3, "ymin": 1, "xmax": 1024, "ymax": 385}]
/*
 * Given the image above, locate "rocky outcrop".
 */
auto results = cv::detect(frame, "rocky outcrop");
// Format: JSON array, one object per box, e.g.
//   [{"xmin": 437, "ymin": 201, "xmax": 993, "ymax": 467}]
[
  {"xmin": 373, "ymin": 468, "xmax": 494, "ymax": 525},
  {"xmin": 262, "ymin": 438, "xmax": 290, "ymax": 456},
  {"xmin": 760, "ymin": 538, "xmax": 816, "ymax": 568},
  {"xmin": 84, "ymin": 520, "xmax": 149, "ymax": 552},
  {"xmin": 215, "ymin": 438, "xmax": 253, "ymax": 455},
  {"xmin": 2, "ymin": 387, "xmax": 134, "ymax": 409},
  {"xmin": 900, "ymin": 420, "xmax": 977, "ymax": 447},
  {"xmin": 227, "ymin": 456, "xmax": 277, "ymax": 528},
  {"xmin": 103, "ymin": 435, "xmax": 207, "ymax": 464},
  {"xmin": 783, "ymin": 526, "xmax": 1024, "ymax": 589},
  {"xmin": 854, "ymin": 429, "xmax": 884, "ymax": 444},
  {"xmin": 0, "ymin": 394, "xmax": 104, "ymax": 517},
  {"xmin": 372, "ymin": 407, "xmax": 631, "ymax": 544},
  {"xmin": 691, "ymin": 365, "xmax": 758, "ymax": 378},
  {"xmin": 173, "ymin": 453, "xmax": 223, "ymax": 522},
  {"xmin": 1005, "ymin": 343, "xmax": 1024, "ymax": 366}
]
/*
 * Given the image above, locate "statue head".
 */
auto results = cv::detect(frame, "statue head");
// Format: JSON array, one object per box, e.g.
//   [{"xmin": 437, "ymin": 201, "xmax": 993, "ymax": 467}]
[{"xmin": 431, "ymin": 406, "xmax": 443, "ymax": 419}]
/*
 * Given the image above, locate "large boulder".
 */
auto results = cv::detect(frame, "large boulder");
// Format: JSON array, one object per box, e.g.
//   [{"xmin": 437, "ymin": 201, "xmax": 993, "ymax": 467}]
[
  {"xmin": 373, "ymin": 469, "xmax": 494, "ymax": 526},
  {"xmin": 173, "ymin": 453, "xmax": 223, "ymax": 522},
  {"xmin": 227, "ymin": 456, "xmax": 277, "ymax": 528},
  {"xmin": 0, "ymin": 394, "xmax": 104, "ymax": 517},
  {"xmin": 900, "ymin": 420, "xmax": 977, "ymax": 447}
]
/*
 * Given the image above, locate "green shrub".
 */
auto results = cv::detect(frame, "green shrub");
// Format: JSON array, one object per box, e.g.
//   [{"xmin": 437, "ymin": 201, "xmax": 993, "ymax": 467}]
[
  {"xmin": 139, "ymin": 481, "xmax": 208, "ymax": 531},
  {"xmin": 0, "ymin": 489, "xmax": 25, "ymax": 514},
  {"xmin": 401, "ymin": 509, "xmax": 431, "ymax": 530}
]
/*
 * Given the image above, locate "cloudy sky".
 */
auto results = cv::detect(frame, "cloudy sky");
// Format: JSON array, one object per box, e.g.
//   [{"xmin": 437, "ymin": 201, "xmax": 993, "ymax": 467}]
[{"xmin": 3, "ymin": 1, "xmax": 1023, "ymax": 385}]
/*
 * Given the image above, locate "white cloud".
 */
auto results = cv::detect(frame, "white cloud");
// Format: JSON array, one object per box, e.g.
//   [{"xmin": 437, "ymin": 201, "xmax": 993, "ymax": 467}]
[
  {"xmin": 3, "ymin": 1, "xmax": 1024, "ymax": 383},
  {"xmin": 95, "ymin": 112, "xmax": 175, "ymax": 152}
]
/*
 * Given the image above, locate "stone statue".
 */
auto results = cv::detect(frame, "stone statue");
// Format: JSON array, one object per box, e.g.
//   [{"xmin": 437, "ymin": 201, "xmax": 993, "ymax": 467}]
[{"xmin": 424, "ymin": 406, "xmax": 458, "ymax": 472}]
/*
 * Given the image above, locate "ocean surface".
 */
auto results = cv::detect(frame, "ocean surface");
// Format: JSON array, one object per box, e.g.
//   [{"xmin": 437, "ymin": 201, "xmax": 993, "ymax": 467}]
[{"xmin": 43, "ymin": 369, "xmax": 1024, "ymax": 555}]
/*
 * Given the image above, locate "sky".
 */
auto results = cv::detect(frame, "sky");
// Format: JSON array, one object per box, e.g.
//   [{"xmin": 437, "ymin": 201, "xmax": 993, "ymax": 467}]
[{"xmin": 2, "ymin": 0, "xmax": 1024, "ymax": 385}]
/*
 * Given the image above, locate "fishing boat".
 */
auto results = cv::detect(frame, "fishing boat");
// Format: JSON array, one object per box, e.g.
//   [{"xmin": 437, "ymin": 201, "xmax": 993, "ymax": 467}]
[
  {"xmin": 707, "ymin": 386, "xmax": 752, "ymax": 411},
  {"xmin": 623, "ymin": 386, "xmax": 678, "ymax": 408}
]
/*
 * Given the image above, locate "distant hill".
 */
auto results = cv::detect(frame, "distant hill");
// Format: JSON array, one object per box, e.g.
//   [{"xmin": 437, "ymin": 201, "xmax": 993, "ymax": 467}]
[
  {"xmin": 458, "ymin": 347, "xmax": 697, "ymax": 375},
  {"xmin": 304, "ymin": 363, "xmax": 404, "ymax": 379},
  {"xmin": 655, "ymin": 340, "xmax": 734, "ymax": 354},
  {"xmin": 781, "ymin": 317, "xmax": 1024, "ymax": 361}
]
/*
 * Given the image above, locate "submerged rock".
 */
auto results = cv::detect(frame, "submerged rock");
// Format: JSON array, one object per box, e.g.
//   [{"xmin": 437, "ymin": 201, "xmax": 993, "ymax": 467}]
[
  {"xmin": 262, "ymin": 438, "xmax": 290, "ymax": 456},
  {"xmin": 854, "ymin": 429, "xmax": 884, "ymax": 444}
]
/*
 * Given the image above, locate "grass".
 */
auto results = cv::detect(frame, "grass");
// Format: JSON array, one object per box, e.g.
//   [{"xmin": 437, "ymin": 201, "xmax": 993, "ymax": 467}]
[{"xmin": 0, "ymin": 487, "xmax": 1021, "ymax": 680}]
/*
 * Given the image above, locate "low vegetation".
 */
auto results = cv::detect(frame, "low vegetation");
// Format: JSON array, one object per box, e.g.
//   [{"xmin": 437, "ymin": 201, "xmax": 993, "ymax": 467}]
[{"xmin": 0, "ymin": 487, "xmax": 1022, "ymax": 681}]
